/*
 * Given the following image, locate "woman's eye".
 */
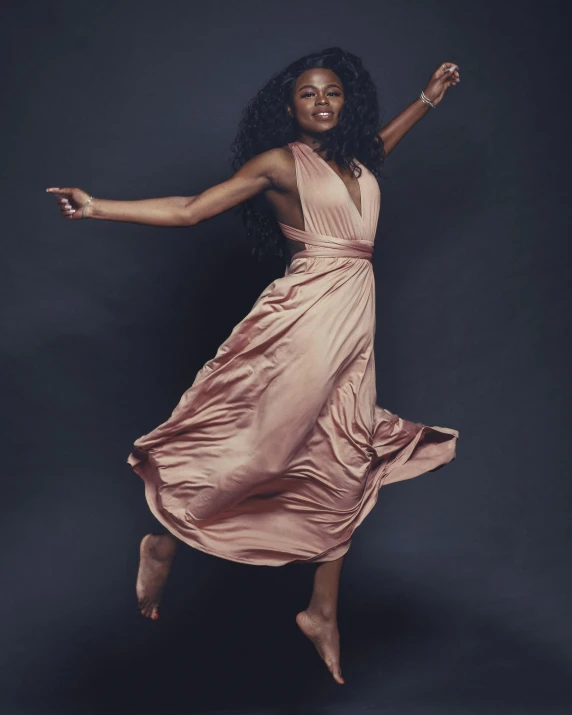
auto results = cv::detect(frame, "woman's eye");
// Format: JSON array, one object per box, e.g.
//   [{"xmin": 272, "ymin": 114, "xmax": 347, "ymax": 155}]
[{"xmin": 301, "ymin": 91, "xmax": 341, "ymax": 98}]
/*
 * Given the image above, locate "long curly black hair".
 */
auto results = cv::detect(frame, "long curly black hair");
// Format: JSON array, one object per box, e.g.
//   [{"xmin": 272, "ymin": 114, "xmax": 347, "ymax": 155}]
[{"xmin": 230, "ymin": 46, "xmax": 386, "ymax": 262}]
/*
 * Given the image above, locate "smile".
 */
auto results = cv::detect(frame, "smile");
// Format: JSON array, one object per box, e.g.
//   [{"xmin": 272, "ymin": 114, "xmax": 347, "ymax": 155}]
[{"xmin": 314, "ymin": 112, "xmax": 334, "ymax": 118}]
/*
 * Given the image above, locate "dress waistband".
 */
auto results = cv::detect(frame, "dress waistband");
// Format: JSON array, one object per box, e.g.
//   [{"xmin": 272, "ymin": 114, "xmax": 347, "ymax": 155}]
[{"xmin": 278, "ymin": 222, "xmax": 374, "ymax": 261}]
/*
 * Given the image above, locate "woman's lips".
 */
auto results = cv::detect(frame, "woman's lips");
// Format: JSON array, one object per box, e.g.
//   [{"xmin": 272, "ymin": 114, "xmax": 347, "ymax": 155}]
[{"xmin": 313, "ymin": 112, "xmax": 334, "ymax": 121}]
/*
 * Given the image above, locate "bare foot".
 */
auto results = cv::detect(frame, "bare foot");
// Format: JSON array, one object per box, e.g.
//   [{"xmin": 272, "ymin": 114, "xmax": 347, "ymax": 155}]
[
  {"xmin": 296, "ymin": 609, "xmax": 345, "ymax": 684},
  {"xmin": 136, "ymin": 533, "xmax": 177, "ymax": 620}
]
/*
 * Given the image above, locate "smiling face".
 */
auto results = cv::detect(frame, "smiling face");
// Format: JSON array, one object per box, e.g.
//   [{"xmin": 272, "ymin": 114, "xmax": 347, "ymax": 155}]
[{"xmin": 287, "ymin": 68, "xmax": 345, "ymax": 139}]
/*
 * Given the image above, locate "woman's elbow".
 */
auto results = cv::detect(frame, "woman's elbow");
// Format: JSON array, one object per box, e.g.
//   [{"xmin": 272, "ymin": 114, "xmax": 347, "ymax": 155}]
[{"xmin": 182, "ymin": 196, "xmax": 201, "ymax": 227}]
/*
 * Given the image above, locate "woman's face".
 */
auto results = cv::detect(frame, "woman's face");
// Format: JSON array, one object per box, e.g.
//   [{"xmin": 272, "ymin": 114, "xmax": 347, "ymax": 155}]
[{"xmin": 287, "ymin": 68, "xmax": 345, "ymax": 137}]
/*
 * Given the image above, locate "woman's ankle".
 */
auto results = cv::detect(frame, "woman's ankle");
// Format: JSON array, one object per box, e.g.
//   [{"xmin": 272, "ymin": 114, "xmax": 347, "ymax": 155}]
[
  {"xmin": 306, "ymin": 603, "xmax": 337, "ymax": 622},
  {"xmin": 147, "ymin": 532, "xmax": 178, "ymax": 560}
]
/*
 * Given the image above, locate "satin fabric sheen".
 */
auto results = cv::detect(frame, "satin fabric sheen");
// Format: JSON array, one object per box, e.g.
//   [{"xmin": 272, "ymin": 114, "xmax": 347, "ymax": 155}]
[{"xmin": 127, "ymin": 141, "xmax": 459, "ymax": 566}]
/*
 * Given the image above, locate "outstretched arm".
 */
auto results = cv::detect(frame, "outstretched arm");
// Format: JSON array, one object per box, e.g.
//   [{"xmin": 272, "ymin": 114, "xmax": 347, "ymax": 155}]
[
  {"xmin": 46, "ymin": 149, "xmax": 286, "ymax": 227},
  {"xmin": 380, "ymin": 61, "xmax": 459, "ymax": 158}
]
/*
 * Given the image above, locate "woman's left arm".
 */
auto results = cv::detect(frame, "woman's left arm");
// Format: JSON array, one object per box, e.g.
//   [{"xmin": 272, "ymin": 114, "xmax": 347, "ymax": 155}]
[{"xmin": 379, "ymin": 61, "xmax": 460, "ymax": 158}]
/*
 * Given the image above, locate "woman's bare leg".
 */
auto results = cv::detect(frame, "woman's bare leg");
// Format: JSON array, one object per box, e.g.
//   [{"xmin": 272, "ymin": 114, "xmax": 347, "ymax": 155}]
[
  {"xmin": 136, "ymin": 529, "xmax": 178, "ymax": 620},
  {"xmin": 296, "ymin": 554, "xmax": 346, "ymax": 684}
]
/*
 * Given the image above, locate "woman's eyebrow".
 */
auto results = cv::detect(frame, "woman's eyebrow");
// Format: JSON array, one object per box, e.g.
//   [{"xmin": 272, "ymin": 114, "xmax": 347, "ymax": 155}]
[{"xmin": 297, "ymin": 83, "xmax": 342, "ymax": 91}]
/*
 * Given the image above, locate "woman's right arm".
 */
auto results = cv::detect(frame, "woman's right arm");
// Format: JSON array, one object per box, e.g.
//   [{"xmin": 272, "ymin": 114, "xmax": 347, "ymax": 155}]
[{"xmin": 46, "ymin": 148, "xmax": 288, "ymax": 227}]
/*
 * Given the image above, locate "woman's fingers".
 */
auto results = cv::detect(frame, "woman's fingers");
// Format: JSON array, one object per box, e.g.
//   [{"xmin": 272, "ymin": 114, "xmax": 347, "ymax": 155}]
[
  {"xmin": 46, "ymin": 187, "xmax": 82, "ymax": 218},
  {"xmin": 60, "ymin": 203, "xmax": 76, "ymax": 217},
  {"xmin": 440, "ymin": 62, "xmax": 457, "ymax": 74},
  {"xmin": 46, "ymin": 187, "xmax": 73, "ymax": 196},
  {"xmin": 57, "ymin": 195, "xmax": 74, "ymax": 209},
  {"xmin": 436, "ymin": 62, "xmax": 459, "ymax": 81},
  {"xmin": 46, "ymin": 186, "xmax": 76, "ymax": 218},
  {"xmin": 437, "ymin": 63, "xmax": 460, "ymax": 87}
]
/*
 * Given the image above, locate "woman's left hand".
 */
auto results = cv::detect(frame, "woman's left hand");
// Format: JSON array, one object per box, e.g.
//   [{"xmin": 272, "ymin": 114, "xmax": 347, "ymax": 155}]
[{"xmin": 423, "ymin": 62, "xmax": 460, "ymax": 107}]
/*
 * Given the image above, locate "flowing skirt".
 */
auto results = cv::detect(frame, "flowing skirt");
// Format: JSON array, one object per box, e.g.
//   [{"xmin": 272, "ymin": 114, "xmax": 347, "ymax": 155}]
[{"xmin": 127, "ymin": 254, "xmax": 458, "ymax": 566}]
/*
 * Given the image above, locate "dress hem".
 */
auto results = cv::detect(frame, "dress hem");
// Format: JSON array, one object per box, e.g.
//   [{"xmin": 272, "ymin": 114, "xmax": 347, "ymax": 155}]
[{"xmin": 127, "ymin": 420, "xmax": 458, "ymax": 568}]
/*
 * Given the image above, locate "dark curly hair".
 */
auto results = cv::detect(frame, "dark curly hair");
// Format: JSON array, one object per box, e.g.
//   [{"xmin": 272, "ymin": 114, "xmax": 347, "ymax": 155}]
[{"xmin": 230, "ymin": 46, "xmax": 386, "ymax": 262}]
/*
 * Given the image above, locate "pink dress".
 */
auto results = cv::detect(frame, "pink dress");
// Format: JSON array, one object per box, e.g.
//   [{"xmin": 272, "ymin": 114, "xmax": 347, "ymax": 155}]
[{"xmin": 127, "ymin": 140, "xmax": 459, "ymax": 566}]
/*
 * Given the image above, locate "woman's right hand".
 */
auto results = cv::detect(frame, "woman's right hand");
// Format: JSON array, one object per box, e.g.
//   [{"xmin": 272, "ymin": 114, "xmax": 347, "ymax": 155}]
[{"xmin": 45, "ymin": 187, "xmax": 93, "ymax": 220}]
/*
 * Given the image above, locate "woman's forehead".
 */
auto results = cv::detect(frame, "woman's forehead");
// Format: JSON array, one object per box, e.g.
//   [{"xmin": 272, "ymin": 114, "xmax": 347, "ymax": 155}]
[{"xmin": 294, "ymin": 68, "xmax": 343, "ymax": 90}]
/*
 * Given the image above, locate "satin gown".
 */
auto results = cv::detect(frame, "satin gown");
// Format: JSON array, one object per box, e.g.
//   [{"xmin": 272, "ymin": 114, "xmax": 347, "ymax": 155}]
[{"xmin": 127, "ymin": 141, "xmax": 459, "ymax": 566}]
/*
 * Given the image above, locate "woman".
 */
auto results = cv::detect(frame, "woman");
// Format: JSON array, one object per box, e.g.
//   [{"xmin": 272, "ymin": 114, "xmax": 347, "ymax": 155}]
[{"xmin": 46, "ymin": 47, "xmax": 460, "ymax": 685}]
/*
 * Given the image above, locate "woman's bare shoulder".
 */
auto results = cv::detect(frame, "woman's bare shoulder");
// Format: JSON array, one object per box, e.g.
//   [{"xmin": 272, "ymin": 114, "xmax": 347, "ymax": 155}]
[{"xmin": 245, "ymin": 145, "xmax": 295, "ymax": 191}]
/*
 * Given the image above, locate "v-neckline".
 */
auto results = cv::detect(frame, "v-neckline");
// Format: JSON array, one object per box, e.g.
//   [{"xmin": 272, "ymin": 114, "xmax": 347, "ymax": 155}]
[{"xmin": 294, "ymin": 141, "xmax": 364, "ymax": 221}]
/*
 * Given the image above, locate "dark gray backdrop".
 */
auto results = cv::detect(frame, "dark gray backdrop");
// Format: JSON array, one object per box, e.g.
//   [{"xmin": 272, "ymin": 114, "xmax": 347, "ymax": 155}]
[{"xmin": 2, "ymin": 1, "xmax": 571, "ymax": 714}]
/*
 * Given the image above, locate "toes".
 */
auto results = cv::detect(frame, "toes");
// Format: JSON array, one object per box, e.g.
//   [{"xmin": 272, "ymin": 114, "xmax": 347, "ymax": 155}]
[
  {"xmin": 328, "ymin": 662, "xmax": 344, "ymax": 684},
  {"xmin": 138, "ymin": 600, "xmax": 159, "ymax": 619},
  {"xmin": 139, "ymin": 598, "xmax": 152, "ymax": 618},
  {"xmin": 326, "ymin": 659, "xmax": 344, "ymax": 684}
]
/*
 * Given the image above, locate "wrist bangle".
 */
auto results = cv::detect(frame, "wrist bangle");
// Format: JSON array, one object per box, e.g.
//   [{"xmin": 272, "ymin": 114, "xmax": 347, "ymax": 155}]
[
  {"xmin": 82, "ymin": 196, "xmax": 94, "ymax": 219},
  {"xmin": 419, "ymin": 90, "xmax": 435, "ymax": 108}
]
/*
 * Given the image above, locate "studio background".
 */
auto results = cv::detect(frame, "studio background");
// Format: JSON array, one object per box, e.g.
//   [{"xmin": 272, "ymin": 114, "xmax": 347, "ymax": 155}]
[{"xmin": 2, "ymin": 1, "xmax": 571, "ymax": 714}]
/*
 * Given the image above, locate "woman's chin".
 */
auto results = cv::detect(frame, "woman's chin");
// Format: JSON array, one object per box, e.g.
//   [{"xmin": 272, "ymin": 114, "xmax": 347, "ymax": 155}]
[{"xmin": 303, "ymin": 124, "xmax": 338, "ymax": 137}]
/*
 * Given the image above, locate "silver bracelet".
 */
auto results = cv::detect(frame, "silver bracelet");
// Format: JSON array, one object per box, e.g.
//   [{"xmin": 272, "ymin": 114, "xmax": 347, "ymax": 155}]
[
  {"xmin": 419, "ymin": 90, "xmax": 435, "ymax": 108},
  {"xmin": 82, "ymin": 195, "xmax": 94, "ymax": 219}
]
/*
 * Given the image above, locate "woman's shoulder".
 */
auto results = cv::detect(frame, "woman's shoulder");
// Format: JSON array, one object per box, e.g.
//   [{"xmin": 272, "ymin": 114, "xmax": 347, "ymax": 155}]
[
  {"xmin": 246, "ymin": 145, "xmax": 296, "ymax": 193},
  {"xmin": 260, "ymin": 144, "xmax": 295, "ymax": 160},
  {"xmin": 257, "ymin": 144, "xmax": 296, "ymax": 171}
]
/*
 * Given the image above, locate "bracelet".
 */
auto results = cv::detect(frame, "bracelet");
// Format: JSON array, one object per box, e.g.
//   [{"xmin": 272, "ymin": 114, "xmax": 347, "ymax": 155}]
[
  {"xmin": 82, "ymin": 195, "xmax": 94, "ymax": 219},
  {"xmin": 419, "ymin": 90, "xmax": 435, "ymax": 108}
]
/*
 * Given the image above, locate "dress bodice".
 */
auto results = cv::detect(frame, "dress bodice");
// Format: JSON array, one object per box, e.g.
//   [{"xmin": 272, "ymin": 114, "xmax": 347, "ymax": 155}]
[{"xmin": 278, "ymin": 141, "xmax": 381, "ymax": 257}]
